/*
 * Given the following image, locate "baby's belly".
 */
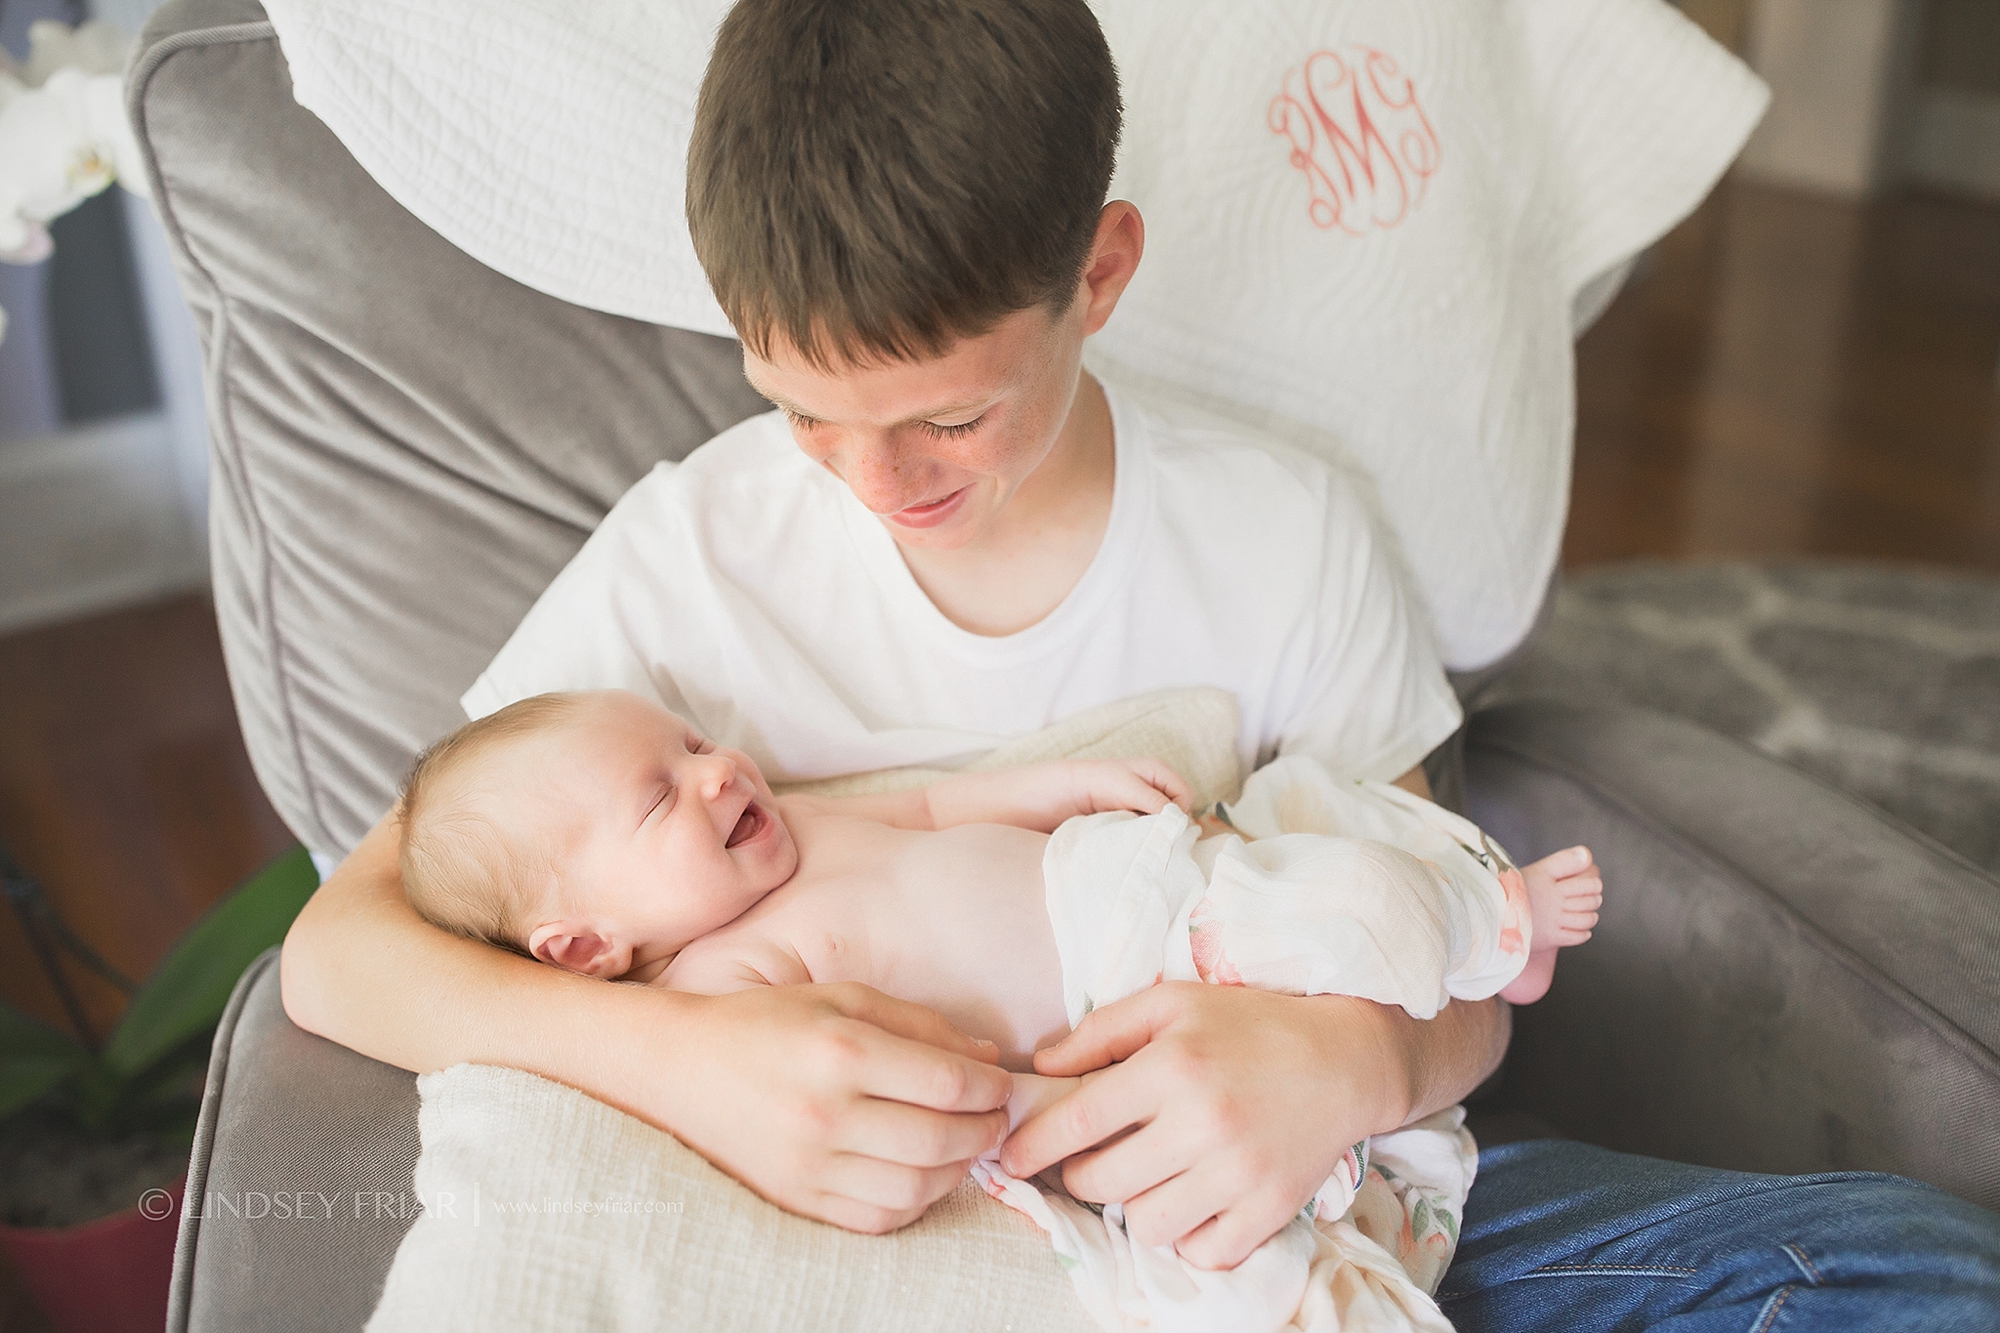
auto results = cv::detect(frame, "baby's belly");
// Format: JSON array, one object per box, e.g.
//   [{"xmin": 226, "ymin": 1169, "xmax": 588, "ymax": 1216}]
[{"xmin": 864, "ymin": 826, "xmax": 1071, "ymax": 1071}]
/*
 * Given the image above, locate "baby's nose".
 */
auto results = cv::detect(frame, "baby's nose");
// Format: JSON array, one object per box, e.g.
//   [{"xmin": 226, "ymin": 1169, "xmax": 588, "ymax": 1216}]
[{"xmin": 698, "ymin": 752, "xmax": 745, "ymax": 798}]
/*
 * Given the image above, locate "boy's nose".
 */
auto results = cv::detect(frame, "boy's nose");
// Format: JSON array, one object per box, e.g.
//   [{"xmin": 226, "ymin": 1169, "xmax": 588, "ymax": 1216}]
[{"xmin": 836, "ymin": 436, "xmax": 923, "ymax": 514}]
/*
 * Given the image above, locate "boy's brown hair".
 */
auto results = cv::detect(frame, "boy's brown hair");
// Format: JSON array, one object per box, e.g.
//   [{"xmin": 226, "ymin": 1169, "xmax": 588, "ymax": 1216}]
[
  {"xmin": 398, "ymin": 693, "xmax": 583, "ymax": 951},
  {"xmin": 688, "ymin": 0, "xmax": 1124, "ymax": 369}
]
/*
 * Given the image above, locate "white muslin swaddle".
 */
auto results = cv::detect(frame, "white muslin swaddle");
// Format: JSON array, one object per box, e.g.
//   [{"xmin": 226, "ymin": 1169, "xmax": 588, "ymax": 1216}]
[{"xmin": 972, "ymin": 756, "xmax": 1534, "ymax": 1333}]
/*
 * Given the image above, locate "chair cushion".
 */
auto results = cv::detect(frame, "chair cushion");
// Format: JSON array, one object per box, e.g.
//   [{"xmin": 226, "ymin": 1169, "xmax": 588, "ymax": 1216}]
[
  {"xmin": 1466, "ymin": 701, "xmax": 2000, "ymax": 1212},
  {"xmin": 127, "ymin": 0, "xmax": 769, "ymax": 859},
  {"xmin": 169, "ymin": 950, "xmax": 420, "ymax": 1333}
]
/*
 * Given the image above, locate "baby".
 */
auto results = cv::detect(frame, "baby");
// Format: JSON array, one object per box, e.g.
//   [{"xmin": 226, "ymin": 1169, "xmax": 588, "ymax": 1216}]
[{"xmin": 398, "ymin": 689, "xmax": 1602, "ymax": 1332}]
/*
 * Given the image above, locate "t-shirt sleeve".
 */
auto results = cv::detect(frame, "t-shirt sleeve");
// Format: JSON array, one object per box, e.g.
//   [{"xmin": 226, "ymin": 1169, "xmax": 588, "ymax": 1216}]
[
  {"xmin": 1278, "ymin": 472, "xmax": 1462, "ymax": 783},
  {"xmin": 460, "ymin": 474, "xmax": 694, "ymax": 722}
]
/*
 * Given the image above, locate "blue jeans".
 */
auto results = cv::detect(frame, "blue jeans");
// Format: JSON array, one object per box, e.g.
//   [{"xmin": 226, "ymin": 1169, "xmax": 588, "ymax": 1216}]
[{"xmin": 1441, "ymin": 1141, "xmax": 2000, "ymax": 1332}]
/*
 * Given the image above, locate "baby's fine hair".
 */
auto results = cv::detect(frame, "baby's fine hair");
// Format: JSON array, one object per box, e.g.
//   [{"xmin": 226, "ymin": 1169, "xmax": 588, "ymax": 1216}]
[
  {"xmin": 398, "ymin": 693, "xmax": 584, "ymax": 951},
  {"xmin": 687, "ymin": 0, "xmax": 1124, "ymax": 370}
]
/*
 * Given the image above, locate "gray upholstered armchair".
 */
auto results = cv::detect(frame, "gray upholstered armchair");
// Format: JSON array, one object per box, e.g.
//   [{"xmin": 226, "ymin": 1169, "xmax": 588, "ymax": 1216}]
[{"xmin": 129, "ymin": 3, "xmax": 1998, "ymax": 1328}]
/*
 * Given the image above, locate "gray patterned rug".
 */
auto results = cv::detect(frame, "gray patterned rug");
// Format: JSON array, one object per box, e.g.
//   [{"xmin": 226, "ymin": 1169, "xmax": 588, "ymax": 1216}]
[{"xmin": 1493, "ymin": 562, "xmax": 2000, "ymax": 876}]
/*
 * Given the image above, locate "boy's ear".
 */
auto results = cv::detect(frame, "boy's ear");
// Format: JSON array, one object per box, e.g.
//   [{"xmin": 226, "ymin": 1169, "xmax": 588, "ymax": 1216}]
[
  {"xmin": 1078, "ymin": 200, "xmax": 1145, "ymax": 338},
  {"xmin": 527, "ymin": 922, "xmax": 630, "ymax": 979}
]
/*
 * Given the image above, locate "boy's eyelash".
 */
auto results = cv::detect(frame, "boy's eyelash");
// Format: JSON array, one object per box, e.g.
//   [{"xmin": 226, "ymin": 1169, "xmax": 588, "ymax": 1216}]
[{"xmin": 783, "ymin": 409, "xmax": 982, "ymax": 440}]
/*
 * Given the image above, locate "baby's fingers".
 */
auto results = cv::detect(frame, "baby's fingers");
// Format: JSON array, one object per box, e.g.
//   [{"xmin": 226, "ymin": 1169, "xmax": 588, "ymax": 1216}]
[{"xmin": 1127, "ymin": 757, "xmax": 1193, "ymax": 812}]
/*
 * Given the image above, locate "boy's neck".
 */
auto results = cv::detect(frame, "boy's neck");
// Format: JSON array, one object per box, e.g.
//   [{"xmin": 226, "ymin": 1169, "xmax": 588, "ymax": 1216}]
[{"xmin": 896, "ymin": 373, "xmax": 1117, "ymax": 637}]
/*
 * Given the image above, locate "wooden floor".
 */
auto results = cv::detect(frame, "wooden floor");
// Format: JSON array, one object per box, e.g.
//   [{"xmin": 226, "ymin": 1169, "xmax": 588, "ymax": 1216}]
[
  {"xmin": 0, "ymin": 595, "xmax": 293, "ymax": 1043},
  {"xmin": 1567, "ymin": 181, "xmax": 2000, "ymax": 570},
  {"xmin": 0, "ymin": 178, "xmax": 1995, "ymax": 1328}
]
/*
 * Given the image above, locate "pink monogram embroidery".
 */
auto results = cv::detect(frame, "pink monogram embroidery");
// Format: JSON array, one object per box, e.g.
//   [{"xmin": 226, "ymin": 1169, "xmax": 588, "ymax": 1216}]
[{"xmin": 1268, "ymin": 46, "xmax": 1441, "ymax": 234}]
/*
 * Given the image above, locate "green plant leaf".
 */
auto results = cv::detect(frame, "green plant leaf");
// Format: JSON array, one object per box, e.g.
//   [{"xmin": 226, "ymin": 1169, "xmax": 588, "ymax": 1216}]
[
  {"xmin": 0, "ymin": 1004, "xmax": 89, "ymax": 1121},
  {"xmin": 102, "ymin": 846, "xmax": 317, "ymax": 1082}
]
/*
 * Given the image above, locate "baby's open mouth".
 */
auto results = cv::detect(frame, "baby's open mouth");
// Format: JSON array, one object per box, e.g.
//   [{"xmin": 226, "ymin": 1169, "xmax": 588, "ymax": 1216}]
[{"xmin": 725, "ymin": 803, "xmax": 764, "ymax": 849}]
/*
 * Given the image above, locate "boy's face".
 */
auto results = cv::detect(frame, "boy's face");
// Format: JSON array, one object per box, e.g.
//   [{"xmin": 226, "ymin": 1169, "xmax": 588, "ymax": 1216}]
[
  {"xmin": 517, "ymin": 691, "xmax": 797, "ymax": 975},
  {"xmin": 743, "ymin": 303, "xmax": 1085, "ymax": 553},
  {"xmin": 739, "ymin": 203, "xmax": 1142, "ymax": 555}
]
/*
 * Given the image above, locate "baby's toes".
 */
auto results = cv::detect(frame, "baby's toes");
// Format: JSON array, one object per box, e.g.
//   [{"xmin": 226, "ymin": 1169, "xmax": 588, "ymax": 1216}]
[
  {"xmin": 1553, "ymin": 846, "xmax": 1594, "ymax": 877},
  {"xmin": 1566, "ymin": 874, "xmax": 1604, "ymax": 903}
]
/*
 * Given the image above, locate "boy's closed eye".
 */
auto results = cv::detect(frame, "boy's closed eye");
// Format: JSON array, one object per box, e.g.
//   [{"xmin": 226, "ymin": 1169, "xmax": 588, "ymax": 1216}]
[{"xmin": 917, "ymin": 416, "xmax": 984, "ymax": 440}]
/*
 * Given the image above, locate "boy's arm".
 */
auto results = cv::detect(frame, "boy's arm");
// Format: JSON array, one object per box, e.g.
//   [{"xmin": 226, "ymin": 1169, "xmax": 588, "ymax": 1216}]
[
  {"xmin": 804, "ymin": 759, "xmax": 1192, "ymax": 833},
  {"xmin": 281, "ymin": 811, "xmax": 1015, "ymax": 1235}
]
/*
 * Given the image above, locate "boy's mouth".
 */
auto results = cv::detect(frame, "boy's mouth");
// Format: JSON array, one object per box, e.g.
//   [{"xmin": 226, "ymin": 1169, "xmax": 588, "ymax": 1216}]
[
  {"xmin": 887, "ymin": 485, "xmax": 971, "ymax": 529},
  {"xmin": 725, "ymin": 801, "xmax": 768, "ymax": 849}
]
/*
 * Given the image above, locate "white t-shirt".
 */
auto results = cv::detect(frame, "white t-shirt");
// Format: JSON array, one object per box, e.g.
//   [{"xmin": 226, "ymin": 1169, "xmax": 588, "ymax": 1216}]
[{"xmin": 463, "ymin": 384, "xmax": 1461, "ymax": 785}]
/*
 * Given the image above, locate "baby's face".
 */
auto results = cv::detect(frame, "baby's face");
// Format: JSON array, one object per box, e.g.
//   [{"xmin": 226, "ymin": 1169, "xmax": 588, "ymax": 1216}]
[{"xmin": 519, "ymin": 692, "xmax": 798, "ymax": 963}]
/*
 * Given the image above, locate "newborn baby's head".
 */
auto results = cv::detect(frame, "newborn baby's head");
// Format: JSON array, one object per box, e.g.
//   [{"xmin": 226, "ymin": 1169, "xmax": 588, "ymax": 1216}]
[{"xmin": 398, "ymin": 690, "xmax": 798, "ymax": 979}]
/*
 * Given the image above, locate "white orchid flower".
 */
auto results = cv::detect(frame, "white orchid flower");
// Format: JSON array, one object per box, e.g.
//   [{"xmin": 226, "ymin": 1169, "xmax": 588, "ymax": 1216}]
[
  {"xmin": 0, "ymin": 19, "xmax": 143, "ymax": 250},
  {"xmin": 0, "ymin": 21, "xmax": 147, "ymax": 339}
]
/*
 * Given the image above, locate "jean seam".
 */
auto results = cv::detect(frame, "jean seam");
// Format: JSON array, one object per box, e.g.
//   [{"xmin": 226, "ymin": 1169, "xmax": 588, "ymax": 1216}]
[
  {"xmin": 1439, "ymin": 1261, "xmax": 1699, "ymax": 1299},
  {"xmin": 1751, "ymin": 1284, "xmax": 1795, "ymax": 1333},
  {"xmin": 1782, "ymin": 1243, "xmax": 1824, "ymax": 1286},
  {"xmin": 1525, "ymin": 1263, "xmax": 1699, "ymax": 1275}
]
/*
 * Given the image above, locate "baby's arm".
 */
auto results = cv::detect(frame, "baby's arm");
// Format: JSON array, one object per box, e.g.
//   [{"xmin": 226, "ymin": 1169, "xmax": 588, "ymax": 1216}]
[
  {"xmin": 803, "ymin": 759, "xmax": 1192, "ymax": 834},
  {"xmin": 926, "ymin": 759, "xmax": 1193, "ymax": 831}
]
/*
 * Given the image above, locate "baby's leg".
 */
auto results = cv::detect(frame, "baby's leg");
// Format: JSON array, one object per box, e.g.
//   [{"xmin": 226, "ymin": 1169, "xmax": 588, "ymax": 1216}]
[{"xmin": 1497, "ymin": 845, "xmax": 1603, "ymax": 1005}]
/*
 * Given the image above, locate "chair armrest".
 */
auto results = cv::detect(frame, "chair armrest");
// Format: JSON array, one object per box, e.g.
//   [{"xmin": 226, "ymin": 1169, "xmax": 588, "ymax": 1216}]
[
  {"xmin": 1465, "ymin": 700, "xmax": 2000, "ymax": 1212},
  {"xmin": 170, "ymin": 950, "xmax": 419, "ymax": 1333}
]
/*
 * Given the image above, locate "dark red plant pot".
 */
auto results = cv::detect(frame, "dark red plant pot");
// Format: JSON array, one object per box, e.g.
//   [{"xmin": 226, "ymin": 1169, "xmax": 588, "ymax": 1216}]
[{"xmin": 0, "ymin": 1175, "xmax": 184, "ymax": 1333}]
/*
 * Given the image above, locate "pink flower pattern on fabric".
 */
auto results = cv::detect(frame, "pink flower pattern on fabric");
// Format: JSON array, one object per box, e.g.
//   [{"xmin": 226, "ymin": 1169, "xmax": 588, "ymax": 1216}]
[
  {"xmin": 1496, "ymin": 867, "xmax": 1530, "ymax": 959},
  {"xmin": 1187, "ymin": 896, "xmax": 1246, "ymax": 987}
]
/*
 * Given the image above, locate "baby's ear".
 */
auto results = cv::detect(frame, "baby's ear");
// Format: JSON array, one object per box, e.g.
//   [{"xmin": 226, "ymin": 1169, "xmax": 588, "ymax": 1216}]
[{"xmin": 527, "ymin": 923, "xmax": 628, "ymax": 979}]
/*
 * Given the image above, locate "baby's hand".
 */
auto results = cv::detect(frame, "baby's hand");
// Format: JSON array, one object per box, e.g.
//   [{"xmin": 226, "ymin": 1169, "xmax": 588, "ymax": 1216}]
[{"xmin": 1063, "ymin": 758, "xmax": 1194, "ymax": 819}]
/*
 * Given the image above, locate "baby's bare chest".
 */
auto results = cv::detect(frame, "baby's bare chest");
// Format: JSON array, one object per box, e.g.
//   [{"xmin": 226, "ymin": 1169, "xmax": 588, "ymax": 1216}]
[{"xmin": 716, "ymin": 820, "xmax": 1072, "ymax": 1062}]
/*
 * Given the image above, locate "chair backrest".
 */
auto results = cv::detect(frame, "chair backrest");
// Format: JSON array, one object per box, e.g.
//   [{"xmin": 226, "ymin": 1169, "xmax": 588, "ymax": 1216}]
[{"xmin": 129, "ymin": 0, "xmax": 769, "ymax": 857}]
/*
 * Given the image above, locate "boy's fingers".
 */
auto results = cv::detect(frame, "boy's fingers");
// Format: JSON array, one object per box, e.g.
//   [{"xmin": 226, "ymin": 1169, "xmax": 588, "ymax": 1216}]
[
  {"xmin": 1003, "ymin": 1079, "xmax": 1146, "ymax": 1180},
  {"xmin": 847, "ymin": 1024, "xmax": 1014, "ymax": 1115},
  {"xmin": 1116, "ymin": 1157, "xmax": 1231, "ymax": 1249},
  {"xmin": 1007, "ymin": 1024, "xmax": 1172, "ymax": 1175},
  {"xmin": 808, "ymin": 984, "xmax": 1012, "ymax": 1114},
  {"xmin": 1031, "ymin": 987, "xmax": 1172, "ymax": 1077},
  {"xmin": 1168, "ymin": 1194, "xmax": 1293, "ymax": 1271},
  {"xmin": 817, "ymin": 1153, "xmax": 977, "ymax": 1224},
  {"xmin": 837, "ymin": 1097, "xmax": 1008, "ymax": 1168},
  {"xmin": 1054, "ymin": 1114, "xmax": 1197, "ymax": 1208},
  {"xmin": 828, "ymin": 982, "xmax": 1003, "ymax": 1065}
]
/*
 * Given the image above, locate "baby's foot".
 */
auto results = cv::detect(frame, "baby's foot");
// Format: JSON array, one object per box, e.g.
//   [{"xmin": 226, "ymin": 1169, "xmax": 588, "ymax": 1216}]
[{"xmin": 1497, "ymin": 845, "xmax": 1602, "ymax": 1005}]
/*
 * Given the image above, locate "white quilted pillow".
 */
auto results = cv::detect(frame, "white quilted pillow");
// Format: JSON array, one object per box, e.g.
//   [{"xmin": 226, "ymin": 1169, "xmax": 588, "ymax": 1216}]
[{"xmin": 262, "ymin": 0, "xmax": 1765, "ymax": 671}]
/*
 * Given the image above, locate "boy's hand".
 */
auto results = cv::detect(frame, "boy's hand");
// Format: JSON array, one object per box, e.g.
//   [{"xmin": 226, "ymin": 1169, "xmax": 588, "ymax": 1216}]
[
  {"xmin": 666, "ymin": 982, "xmax": 1014, "ymax": 1235},
  {"xmin": 1000, "ymin": 985, "xmax": 1506, "ymax": 1269}
]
